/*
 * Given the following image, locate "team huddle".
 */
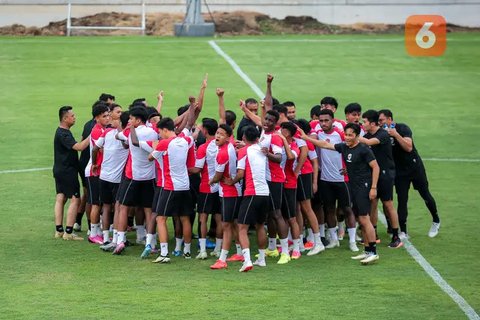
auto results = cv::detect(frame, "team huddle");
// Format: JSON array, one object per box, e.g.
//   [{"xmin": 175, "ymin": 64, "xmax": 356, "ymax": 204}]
[{"xmin": 53, "ymin": 74, "xmax": 441, "ymax": 272}]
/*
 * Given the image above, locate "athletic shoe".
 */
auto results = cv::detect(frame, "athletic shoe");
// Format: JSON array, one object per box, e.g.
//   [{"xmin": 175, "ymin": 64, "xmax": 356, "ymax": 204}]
[
  {"xmin": 277, "ymin": 253, "xmax": 291, "ymax": 264},
  {"xmin": 428, "ymin": 222, "xmax": 440, "ymax": 238},
  {"xmin": 196, "ymin": 251, "xmax": 208, "ymax": 260},
  {"xmin": 136, "ymin": 238, "xmax": 146, "ymax": 245},
  {"xmin": 112, "ymin": 242, "xmax": 125, "ymax": 255},
  {"xmin": 153, "ymin": 254, "xmax": 171, "ymax": 263},
  {"xmin": 388, "ymin": 238, "xmax": 404, "ymax": 249},
  {"xmin": 210, "ymin": 251, "xmax": 220, "ymax": 258},
  {"xmin": 226, "ymin": 254, "xmax": 244, "ymax": 262},
  {"xmin": 321, "ymin": 237, "xmax": 330, "ymax": 247},
  {"xmin": 304, "ymin": 241, "xmax": 314, "ymax": 250},
  {"xmin": 265, "ymin": 248, "xmax": 279, "ymax": 258},
  {"xmin": 206, "ymin": 239, "xmax": 216, "ymax": 249},
  {"xmin": 326, "ymin": 240, "xmax": 340, "ymax": 249},
  {"xmin": 172, "ymin": 250, "xmax": 182, "ymax": 257},
  {"xmin": 183, "ymin": 252, "xmax": 192, "ymax": 259},
  {"xmin": 140, "ymin": 244, "xmax": 152, "ymax": 259},
  {"xmin": 349, "ymin": 242, "xmax": 360, "ymax": 252},
  {"xmin": 54, "ymin": 231, "xmax": 64, "ymax": 239},
  {"xmin": 253, "ymin": 259, "xmax": 266, "ymax": 267},
  {"xmin": 360, "ymin": 253, "xmax": 379, "ymax": 265},
  {"xmin": 351, "ymin": 252, "xmax": 367, "ymax": 260},
  {"xmin": 239, "ymin": 261, "xmax": 253, "ymax": 272},
  {"xmin": 291, "ymin": 250, "xmax": 301, "ymax": 260},
  {"xmin": 338, "ymin": 230, "xmax": 345, "ymax": 241},
  {"xmin": 62, "ymin": 233, "xmax": 83, "ymax": 241},
  {"xmin": 306, "ymin": 244, "xmax": 325, "ymax": 256},
  {"xmin": 100, "ymin": 242, "xmax": 116, "ymax": 252},
  {"xmin": 399, "ymin": 232, "xmax": 409, "ymax": 240},
  {"xmin": 355, "ymin": 234, "xmax": 362, "ymax": 242},
  {"xmin": 73, "ymin": 223, "xmax": 82, "ymax": 232},
  {"xmin": 210, "ymin": 259, "xmax": 228, "ymax": 270},
  {"xmin": 88, "ymin": 235, "xmax": 103, "ymax": 245}
]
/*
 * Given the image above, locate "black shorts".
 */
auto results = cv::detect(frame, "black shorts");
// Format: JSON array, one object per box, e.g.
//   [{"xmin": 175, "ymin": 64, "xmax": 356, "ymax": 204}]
[
  {"xmin": 320, "ymin": 180, "xmax": 351, "ymax": 208},
  {"xmin": 349, "ymin": 183, "xmax": 371, "ymax": 216},
  {"xmin": 197, "ymin": 192, "xmax": 221, "ymax": 215},
  {"xmin": 281, "ymin": 188, "xmax": 297, "ymax": 219},
  {"xmin": 297, "ymin": 173, "xmax": 313, "ymax": 201},
  {"xmin": 221, "ymin": 196, "xmax": 241, "ymax": 223},
  {"xmin": 79, "ymin": 168, "xmax": 87, "ymax": 188},
  {"xmin": 55, "ymin": 173, "xmax": 80, "ymax": 199},
  {"xmin": 377, "ymin": 170, "xmax": 395, "ymax": 201},
  {"xmin": 156, "ymin": 190, "xmax": 193, "ymax": 217},
  {"xmin": 267, "ymin": 181, "xmax": 283, "ymax": 211},
  {"xmin": 86, "ymin": 176, "xmax": 101, "ymax": 205},
  {"xmin": 151, "ymin": 186, "xmax": 163, "ymax": 213},
  {"xmin": 237, "ymin": 195, "xmax": 269, "ymax": 225},
  {"xmin": 312, "ymin": 171, "xmax": 323, "ymax": 204},
  {"xmin": 99, "ymin": 179, "xmax": 119, "ymax": 205},
  {"xmin": 117, "ymin": 178, "xmax": 156, "ymax": 208},
  {"xmin": 189, "ymin": 173, "xmax": 200, "ymax": 211}
]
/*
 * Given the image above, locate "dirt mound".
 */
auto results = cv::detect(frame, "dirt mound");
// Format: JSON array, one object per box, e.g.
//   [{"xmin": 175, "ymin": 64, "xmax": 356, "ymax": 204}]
[{"xmin": 0, "ymin": 10, "xmax": 478, "ymax": 36}]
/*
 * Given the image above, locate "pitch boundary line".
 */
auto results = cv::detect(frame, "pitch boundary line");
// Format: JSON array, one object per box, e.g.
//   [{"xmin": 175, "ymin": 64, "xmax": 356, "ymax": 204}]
[
  {"xmin": 209, "ymin": 39, "xmax": 479, "ymax": 320},
  {"xmin": 0, "ymin": 167, "xmax": 50, "ymax": 174}
]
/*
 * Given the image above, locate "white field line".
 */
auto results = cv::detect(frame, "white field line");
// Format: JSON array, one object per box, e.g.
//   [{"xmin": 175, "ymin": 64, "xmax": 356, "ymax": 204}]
[
  {"xmin": 0, "ymin": 167, "xmax": 50, "ymax": 174},
  {"xmin": 209, "ymin": 39, "xmax": 479, "ymax": 320},
  {"xmin": 423, "ymin": 158, "xmax": 480, "ymax": 163}
]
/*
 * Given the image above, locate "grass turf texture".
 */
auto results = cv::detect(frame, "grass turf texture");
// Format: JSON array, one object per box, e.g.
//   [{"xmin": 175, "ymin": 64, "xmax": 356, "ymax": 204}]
[{"xmin": 0, "ymin": 34, "xmax": 479, "ymax": 319}]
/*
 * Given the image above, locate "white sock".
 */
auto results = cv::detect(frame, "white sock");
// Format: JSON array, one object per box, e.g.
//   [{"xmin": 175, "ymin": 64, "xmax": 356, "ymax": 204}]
[
  {"xmin": 175, "ymin": 237, "xmax": 183, "ymax": 251},
  {"xmin": 90, "ymin": 223, "xmax": 97, "ymax": 237},
  {"xmin": 117, "ymin": 231, "xmax": 125, "ymax": 244},
  {"xmin": 313, "ymin": 232, "xmax": 322, "ymax": 247},
  {"xmin": 258, "ymin": 249, "xmax": 266, "ymax": 262},
  {"xmin": 109, "ymin": 224, "xmax": 113, "ymax": 232},
  {"xmin": 307, "ymin": 228, "xmax": 314, "ymax": 242},
  {"xmin": 268, "ymin": 237, "xmax": 276, "ymax": 251},
  {"xmin": 220, "ymin": 249, "xmax": 228, "ymax": 262},
  {"xmin": 160, "ymin": 242, "xmax": 168, "ymax": 256},
  {"xmin": 319, "ymin": 224, "xmax": 326, "ymax": 237},
  {"xmin": 293, "ymin": 238, "xmax": 300, "ymax": 252},
  {"xmin": 299, "ymin": 234, "xmax": 305, "ymax": 251},
  {"xmin": 288, "ymin": 229, "xmax": 292, "ymax": 241},
  {"xmin": 214, "ymin": 238, "xmax": 223, "ymax": 252},
  {"xmin": 96, "ymin": 224, "xmax": 102, "ymax": 237},
  {"xmin": 199, "ymin": 238, "xmax": 206, "ymax": 253},
  {"xmin": 184, "ymin": 242, "xmax": 191, "ymax": 254},
  {"xmin": 136, "ymin": 225, "xmax": 146, "ymax": 240},
  {"xmin": 153, "ymin": 234, "xmax": 158, "ymax": 248},
  {"xmin": 103, "ymin": 230, "xmax": 109, "ymax": 243},
  {"xmin": 242, "ymin": 248, "xmax": 251, "ymax": 263},
  {"xmin": 348, "ymin": 227, "xmax": 357, "ymax": 243},
  {"xmin": 235, "ymin": 244, "xmax": 242, "ymax": 255},
  {"xmin": 280, "ymin": 238, "xmax": 289, "ymax": 254},
  {"xmin": 112, "ymin": 229, "xmax": 118, "ymax": 244},
  {"xmin": 146, "ymin": 233, "xmax": 155, "ymax": 247},
  {"xmin": 328, "ymin": 227, "xmax": 338, "ymax": 241}
]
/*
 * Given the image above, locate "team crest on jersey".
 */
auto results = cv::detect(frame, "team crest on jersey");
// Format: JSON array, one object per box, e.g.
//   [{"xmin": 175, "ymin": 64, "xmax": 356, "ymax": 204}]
[
  {"xmin": 326, "ymin": 138, "xmax": 330, "ymax": 143},
  {"xmin": 390, "ymin": 137, "xmax": 395, "ymax": 146},
  {"xmin": 347, "ymin": 153, "xmax": 352, "ymax": 162}
]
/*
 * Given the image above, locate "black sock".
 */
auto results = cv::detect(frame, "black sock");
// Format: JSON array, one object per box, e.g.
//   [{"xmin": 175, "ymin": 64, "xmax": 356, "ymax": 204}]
[
  {"xmin": 65, "ymin": 226, "xmax": 73, "ymax": 234},
  {"xmin": 56, "ymin": 225, "xmax": 64, "ymax": 232},
  {"xmin": 128, "ymin": 216, "xmax": 134, "ymax": 228},
  {"xmin": 432, "ymin": 213, "xmax": 440, "ymax": 224},
  {"xmin": 392, "ymin": 228, "xmax": 399, "ymax": 238},
  {"xmin": 87, "ymin": 219, "xmax": 91, "ymax": 231},
  {"xmin": 373, "ymin": 225, "xmax": 378, "ymax": 238},
  {"xmin": 368, "ymin": 242, "xmax": 377, "ymax": 255},
  {"xmin": 400, "ymin": 222, "xmax": 407, "ymax": 234},
  {"xmin": 76, "ymin": 212, "xmax": 84, "ymax": 225}
]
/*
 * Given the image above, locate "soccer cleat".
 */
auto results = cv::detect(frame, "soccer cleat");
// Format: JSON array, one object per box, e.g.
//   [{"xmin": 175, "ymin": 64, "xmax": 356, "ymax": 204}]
[
  {"xmin": 291, "ymin": 250, "xmax": 301, "ymax": 260},
  {"xmin": 210, "ymin": 250, "xmax": 220, "ymax": 258},
  {"xmin": 349, "ymin": 242, "xmax": 360, "ymax": 252},
  {"xmin": 153, "ymin": 254, "xmax": 171, "ymax": 264},
  {"xmin": 136, "ymin": 238, "xmax": 146, "ymax": 245},
  {"xmin": 62, "ymin": 233, "xmax": 84, "ymax": 241},
  {"xmin": 88, "ymin": 235, "xmax": 103, "ymax": 245},
  {"xmin": 206, "ymin": 239, "xmax": 216, "ymax": 249},
  {"xmin": 304, "ymin": 241, "xmax": 314, "ymax": 250},
  {"xmin": 351, "ymin": 252, "xmax": 367, "ymax": 260},
  {"xmin": 112, "ymin": 242, "xmax": 126, "ymax": 255},
  {"xmin": 100, "ymin": 242, "xmax": 116, "ymax": 252},
  {"xmin": 239, "ymin": 261, "xmax": 253, "ymax": 272},
  {"xmin": 321, "ymin": 237, "xmax": 330, "ymax": 247},
  {"xmin": 388, "ymin": 238, "xmax": 404, "ymax": 249},
  {"xmin": 428, "ymin": 222, "xmax": 441, "ymax": 238},
  {"xmin": 54, "ymin": 231, "xmax": 64, "ymax": 239},
  {"xmin": 253, "ymin": 259, "xmax": 266, "ymax": 267},
  {"xmin": 196, "ymin": 251, "xmax": 208, "ymax": 260},
  {"xmin": 73, "ymin": 223, "xmax": 82, "ymax": 232},
  {"xmin": 277, "ymin": 253, "xmax": 291, "ymax": 264},
  {"xmin": 360, "ymin": 253, "xmax": 379, "ymax": 265},
  {"xmin": 306, "ymin": 244, "xmax": 325, "ymax": 256},
  {"xmin": 265, "ymin": 248, "xmax": 279, "ymax": 258},
  {"xmin": 172, "ymin": 250, "xmax": 182, "ymax": 257},
  {"xmin": 183, "ymin": 252, "xmax": 192, "ymax": 259},
  {"xmin": 326, "ymin": 240, "xmax": 340, "ymax": 249},
  {"xmin": 399, "ymin": 232, "xmax": 409, "ymax": 240},
  {"xmin": 210, "ymin": 259, "xmax": 228, "ymax": 270},
  {"xmin": 140, "ymin": 244, "xmax": 152, "ymax": 259},
  {"xmin": 226, "ymin": 254, "xmax": 244, "ymax": 262}
]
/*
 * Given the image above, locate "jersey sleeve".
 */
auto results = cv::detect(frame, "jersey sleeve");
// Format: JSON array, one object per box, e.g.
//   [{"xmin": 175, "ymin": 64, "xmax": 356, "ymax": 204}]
[
  {"xmin": 139, "ymin": 141, "xmax": 154, "ymax": 153},
  {"xmin": 60, "ymin": 131, "xmax": 77, "ymax": 150},
  {"xmin": 334, "ymin": 143, "xmax": 346, "ymax": 154},
  {"xmin": 362, "ymin": 145, "xmax": 376, "ymax": 163},
  {"xmin": 237, "ymin": 147, "xmax": 247, "ymax": 170},
  {"xmin": 378, "ymin": 130, "xmax": 390, "ymax": 145},
  {"xmin": 306, "ymin": 141, "xmax": 317, "ymax": 160},
  {"xmin": 294, "ymin": 137, "xmax": 307, "ymax": 148},
  {"xmin": 194, "ymin": 144, "xmax": 206, "ymax": 169},
  {"xmin": 215, "ymin": 149, "xmax": 228, "ymax": 173},
  {"xmin": 270, "ymin": 134, "xmax": 284, "ymax": 155},
  {"xmin": 117, "ymin": 131, "xmax": 128, "ymax": 142},
  {"xmin": 397, "ymin": 124, "xmax": 412, "ymax": 139}
]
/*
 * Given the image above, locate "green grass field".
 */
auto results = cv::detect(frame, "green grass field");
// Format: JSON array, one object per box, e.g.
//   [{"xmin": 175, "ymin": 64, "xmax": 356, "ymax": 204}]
[{"xmin": 0, "ymin": 33, "xmax": 479, "ymax": 319}]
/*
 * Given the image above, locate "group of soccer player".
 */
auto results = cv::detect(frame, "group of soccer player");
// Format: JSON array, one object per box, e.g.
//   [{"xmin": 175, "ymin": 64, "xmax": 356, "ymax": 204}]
[{"xmin": 53, "ymin": 74, "xmax": 441, "ymax": 272}]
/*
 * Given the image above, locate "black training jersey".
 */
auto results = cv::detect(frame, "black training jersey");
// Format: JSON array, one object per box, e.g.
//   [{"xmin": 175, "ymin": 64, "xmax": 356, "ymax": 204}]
[
  {"xmin": 53, "ymin": 127, "xmax": 79, "ymax": 177},
  {"xmin": 79, "ymin": 118, "xmax": 96, "ymax": 170},
  {"xmin": 334, "ymin": 142, "xmax": 375, "ymax": 187},
  {"xmin": 390, "ymin": 123, "xmax": 423, "ymax": 175},
  {"xmin": 364, "ymin": 128, "xmax": 395, "ymax": 173}
]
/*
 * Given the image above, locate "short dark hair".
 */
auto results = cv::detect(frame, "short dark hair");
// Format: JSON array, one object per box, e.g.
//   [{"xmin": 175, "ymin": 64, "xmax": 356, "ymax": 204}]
[
  {"xmin": 296, "ymin": 119, "xmax": 311, "ymax": 135},
  {"xmin": 273, "ymin": 104, "xmax": 288, "ymax": 116},
  {"xmin": 310, "ymin": 105, "xmax": 321, "ymax": 118},
  {"xmin": 59, "ymin": 106, "xmax": 72, "ymax": 121},
  {"xmin": 146, "ymin": 106, "xmax": 160, "ymax": 120},
  {"xmin": 91, "ymin": 100, "xmax": 108, "ymax": 117},
  {"xmin": 218, "ymin": 124, "xmax": 233, "ymax": 137},
  {"xmin": 321, "ymin": 96, "xmax": 338, "ymax": 108},
  {"xmin": 243, "ymin": 125, "xmax": 260, "ymax": 142},
  {"xmin": 344, "ymin": 103, "xmax": 362, "ymax": 115},
  {"xmin": 129, "ymin": 106, "xmax": 148, "ymax": 123},
  {"xmin": 129, "ymin": 98, "xmax": 146, "ymax": 110},
  {"xmin": 120, "ymin": 111, "xmax": 130, "ymax": 129},
  {"xmin": 177, "ymin": 105, "xmax": 189, "ymax": 116},
  {"xmin": 202, "ymin": 118, "xmax": 219, "ymax": 136},
  {"xmin": 378, "ymin": 109, "xmax": 393, "ymax": 120},
  {"xmin": 362, "ymin": 110, "xmax": 379, "ymax": 125},
  {"xmin": 99, "ymin": 93, "xmax": 115, "ymax": 102},
  {"xmin": 225, "ymin": 110, "xmax": 236, "ymax": 127},
  {"xmin": 266, "ymin": 110, "xmax": 280, "ymax": 123},
  {"xmin": 319, "ymin": 109, "xmax": 334, "ymax": 119},
  {"xmin": 272, "ymin": 97, "xmax": 280, "ymax": 106},
  {"xmin": 157, "ymin": 117, "xmax": 175, "ymax": 131},
  {"xmin": 245, "ymin": 98, "xmax": 258, "ymax": 106},
  {"xmin": 345, "ymin": 123, "xmax": 361, "ymax": 136},
  {"xmin": 109, "ymin": 103, "xmax": 122, "ymax": 112},
  {"xmin": 283, "ymin": 101, "xmax": 295, "ymax": 108},
  {"xmin": 280, "ymin": 121, "xmax": 297, "ymax": 136},
  {"xmin": 92, "ymin": 104, "xmax": 110, "ymax": 118}
]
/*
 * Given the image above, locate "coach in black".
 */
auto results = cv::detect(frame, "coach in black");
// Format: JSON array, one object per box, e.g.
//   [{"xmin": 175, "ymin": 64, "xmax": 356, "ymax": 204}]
[
  {"xmin": 53, "ymin": 106, "xmax": 89, "ymax": 241},
  {"xmin": 378, "ymin": 109, "xmax": 440, "ymax": 238}
]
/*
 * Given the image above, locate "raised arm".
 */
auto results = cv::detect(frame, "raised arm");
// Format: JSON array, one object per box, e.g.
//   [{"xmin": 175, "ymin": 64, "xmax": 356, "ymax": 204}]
[
  {"xmin": 217, "ymin": 88, "xmax": 226, "ymax": 125},
  {"xmin": 298, "ymin": 129, "xmax": 335, "ymax": 150},
  {"xmin": 264, "ymin": 74, "xmax": 274, "ymax": 112},
  {"xmin": 155, "ymin": 90, "xmax": 164, "ymax": 115},
  {"xmin": 240, "ymin": 100, "xmax": 262, "ymax": 127},
  {"xmin": 196, "ymin": 73, "xmax": 208, "ymax": 115}
]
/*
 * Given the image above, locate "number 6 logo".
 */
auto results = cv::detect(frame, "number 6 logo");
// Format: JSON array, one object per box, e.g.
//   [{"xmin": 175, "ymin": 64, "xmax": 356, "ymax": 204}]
[{"xmin": 406, "ymin": 15, "xmax": 446, "ymax": 56}]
